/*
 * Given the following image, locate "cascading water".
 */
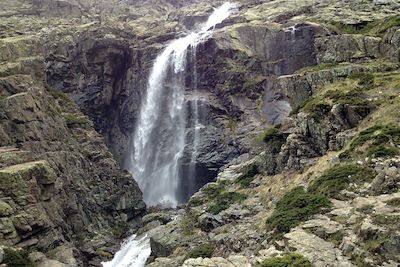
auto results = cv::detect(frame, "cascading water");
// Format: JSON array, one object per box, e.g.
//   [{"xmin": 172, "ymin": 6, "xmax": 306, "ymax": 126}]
[
  {"xmin": 126, "ymin": 2, "xmax": 237, "ymax": 207},
  {"xmin": 187, "ymin": 45, "xmax": 201, "ymax": 196},
  {"xmin": 102, "ymin": 235, "xmax": 150, "ymax": 267},
  {"xmin": 102, "ymin": 4, "xmax": 237, "ymax": 267}
]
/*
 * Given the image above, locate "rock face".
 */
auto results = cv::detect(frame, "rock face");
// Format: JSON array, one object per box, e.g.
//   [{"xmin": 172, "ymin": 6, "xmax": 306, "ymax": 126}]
[{"xmin": 0, "ymin": 25, "xmax": 145, "ymax": 264}]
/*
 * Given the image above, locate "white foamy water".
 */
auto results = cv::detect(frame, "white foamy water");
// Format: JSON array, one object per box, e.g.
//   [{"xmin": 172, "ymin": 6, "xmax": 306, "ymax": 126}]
[
  {"xmin": 102, "ymin": 235, "xmax": 150, "ymax": 267},
  {"xmin": 126, "ymin": 2, "xmax": 237, "ymax": 207}
]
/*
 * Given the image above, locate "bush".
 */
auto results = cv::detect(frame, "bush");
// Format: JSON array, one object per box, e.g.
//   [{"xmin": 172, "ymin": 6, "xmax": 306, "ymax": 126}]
[
  {"xmin": 46, "ymin": 85, "xmax": 73, "ymax": 103},
  {"xmin": 304, "ymin": 102, "xmax": 331, "ymax": 120},
  {"xmin": 366, "ymin": 145, "xmax": 399, "ymax": 158},
  {"xmin": 261, "ymin": 127, "xmax": 285, "ymax": 152},
  {"xmin": 181, "ymin": 212, "xmax": 196, "ymax": 236},
  {"xmin": 203, "ymin": 183, "xmax": 225, "ymax": 199},
  {"xmin": 324, "ymin": 90, "xmax": 370, "ymax": 106},
  {"xmin": 236, "ymin": 164, "xmax": 259, "ymax": 188},
  {"xmin": 256, "ymin": 253, "xmax": 312, "ymax": 267},
  {"xmin": 308, "ymin": 164, "xmax": 375, "ymax": 198},
  {"xmin": 3, "ymin": 248, "xmax": 35, "ymax": 267},
  {"xmin": 350, "ymin": 73, "xmax": 375, "ymax": 88},
  {"xmin": 350, "ymin": 124, "xmax": 400, "ymax": 150},
  {"xmin": 266, "ymin": 187, "xmax": 331, "ymax": 234},
  {"xmin": 326, "ymin": 15, "xmax": 400, "ymax": 36},
  {"xmin": 63, "ymin": 114, "xmax": 87, "ymax": 126},
  {"xmin": 207, "ymin": 191, "xmax": 246, "ymax": 215},
  {"xmin": 186, "ymin": 243, "xmax": 214, "ymax": 259}
]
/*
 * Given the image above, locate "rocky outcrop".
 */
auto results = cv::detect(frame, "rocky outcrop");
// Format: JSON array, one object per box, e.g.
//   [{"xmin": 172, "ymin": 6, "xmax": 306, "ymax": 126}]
[{"xmin": 0, "ymin": 30, "xmax": 145, "ymax": 264}]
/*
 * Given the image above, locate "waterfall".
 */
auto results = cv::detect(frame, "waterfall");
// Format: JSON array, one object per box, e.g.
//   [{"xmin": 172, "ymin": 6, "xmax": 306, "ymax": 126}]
[
  {"xmin": 101, "ymin": 235, "xmax": 150, "ymax": 267},
  {"xmin": 126, "ymin": 2, "xmax": 237, "ymax": 207},
  {"xmin": 103, "ymin": 3, "xmax": 237, "ymax": 267},
  {"xmin": 187, "ymin": 45, "xmax": 200, "ymax": 195}
]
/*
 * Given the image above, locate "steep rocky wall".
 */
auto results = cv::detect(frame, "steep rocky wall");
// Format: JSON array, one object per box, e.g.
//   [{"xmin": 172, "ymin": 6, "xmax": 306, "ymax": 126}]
[{"xmin": 0, "ymin": 30, "xmax": 145, "ymax": 265}]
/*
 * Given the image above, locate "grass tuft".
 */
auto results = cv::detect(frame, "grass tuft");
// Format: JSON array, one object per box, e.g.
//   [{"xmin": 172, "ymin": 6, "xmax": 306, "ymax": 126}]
[
  {"xmin": 236, "ymin": 164, "xmax": 259, "ymax": 188},
  {"xmin": 308, "ymin": 164, "xmax": 375, "ymax": 198},
  {"xmin": 207, "ymin": 191, "xmax": 246, "ymax": 215},
  {"xmin": 256, "ymin": 253, "xmax": 312, "ymax": 267},
  {"xmin": 266, "ymin": 186, "xmax": 331, "ymax": 234},
  {"xmin": 3, "ymin": 248, "xmax": 35, "ymax": 267},
  {"xmin": 186, "ymin": 243, "xmax": 214, "ymax": 259}
]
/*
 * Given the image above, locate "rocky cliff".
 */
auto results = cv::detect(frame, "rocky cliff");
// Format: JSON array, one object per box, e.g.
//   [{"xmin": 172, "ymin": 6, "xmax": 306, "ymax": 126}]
[
  {"xmin": 0, "ymin": 1, "xmax": 147, "ymax": 265},
  {"xmin": 0, "ymin": 0, "xmax": 400, "ymax": 266}
]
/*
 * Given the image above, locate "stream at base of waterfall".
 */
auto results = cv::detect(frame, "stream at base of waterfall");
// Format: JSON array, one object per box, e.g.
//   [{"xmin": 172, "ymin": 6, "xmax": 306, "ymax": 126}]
[{"xmin": 102, "ymin": 3, "xmax": 237, "ymax": 267}]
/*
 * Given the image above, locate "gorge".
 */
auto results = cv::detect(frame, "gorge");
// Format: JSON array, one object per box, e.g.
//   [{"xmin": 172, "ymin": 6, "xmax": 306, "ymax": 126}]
[{"xmin": 0, "ymin": 0, "xmax": 400, "ymax": 267}]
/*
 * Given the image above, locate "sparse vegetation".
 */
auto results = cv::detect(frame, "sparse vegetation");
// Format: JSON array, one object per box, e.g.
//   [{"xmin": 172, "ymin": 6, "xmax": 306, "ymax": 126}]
[
  {"xmin": 366, "ymin": 144, "xmax": 398, "ymax": 158},
  {"xmin": 112, "ymin": 220, "xmax": 129, "ymax": 239},
  {"xmin": 3, "ymin": 248, "xmax": 35, "ymax": 267},
  {"xmin": 295, "ymin": 62, "xmax": 339, "ymax": 74},
  {"xmin": 207, "ymin": 191, "xmax": 246, "ymax": 215},
  {"xmin": 181, "ymin": 211, "xmax": 196, "ymax": 236},
  {"xmin": 63, "ymin": 114, "xmax": 87, "ymax": 126},
  {"xmin": 349, "ymin": 73, "xmax": 375, "ymax": 89},
  {"xmin": 227, "ymin": 117, "xmax": 237, "ymax": 133},
  {"xmin": 46, "ymin": 85, "xmax": 73, "ymax": 103},
  {"xmin": 236, "ymin": 164, "xmax": 259, "ymax": 188},
  {"xmin": 256, "ymin": 253, "xmax": 312, "ymax": 267},
  {"xmin": 323, "ymin": 15, "xmax": 400, "ymax": 36},
  {"xmin": 309, "ymin": 164, "xmax": 375, "ymax": 198},
  {"xmin": 266, "ymin": 186, "xmax": 331, "ymax": 234},
  {"xmin": 203, "ymin": 182, "xmax": 226, "ymax": 199},
  {"xmin": 305, "ymin": 102, "xmax": 332, "ymax": 120},
  {"xmin": 186, "ymin": 243, "xmax": 215, "ymax": 259},
  {"xmin": 261, "ymin": 127, "xmax": 285, "ymax": 152},
  {"xmin": 341, "ymin": 124, "xmax": 400, "ymax": 159}
]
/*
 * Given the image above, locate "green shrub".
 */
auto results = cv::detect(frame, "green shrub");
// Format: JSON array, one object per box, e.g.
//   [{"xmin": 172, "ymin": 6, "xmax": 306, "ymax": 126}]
[
  {"xmin": 371, "ymin": 15, "xmax": 400, "ymax": 35},
  {"xmin": 227, "ymin": 117, "xmax": 237, "ymax": 133},
  {"xmin": 338, "ymin": 149, "xmax": 352, "ymax": 161},
  {"xmin": 308, "ymin": 164, "xmax": 375, "ymax": 198},
  {"xmin": 207, "ymin": 191, "xmax": 246, "ymax": 215},
  {"xmin": 256, "ymin": 253, "xmax": 312, "ymax": 267},
  {"xmin": 203, "ymin": 183, "xmax": 225, "ymax": 199},
  {"xmin": 46, "ymin": 85, "xmax": 73, "ymax": 103},
  {"xmin": 261, "ymin": 127, "xmax": 285, "ymax": 152},
  {"xmin": 187, "ymin": 196, "xmax": 204, "ymax": 207},
  {"xmin": 304, "ymin": 102, "xmax": 331, "ymax": 120},
  {"xmin": 324, "ymin": 90, "xmax": 370, "ymax": 106},
  {"xmin": 366, "ymin": 145, "xmax": 399, "ymax": 158},
  {"xmin": 349, "ymin": 124, "xmax": 400, "ymax": 152},
  {"xmin": 63, "ymin": 114, "xmax": 87, "ymax": 126},
  {"xmin": 3, "ymin": 248, "xmax": 35, "ymax": 267},
  {"xmin": 326, "ymin": 15, "xmax": 400, "ymax": 36},
  {"xmin": 186, "ymin": 243, "xmax": 214, "ymax": 259},
  {"xmin": 266, "ymin": 187, "xmax": 331, "ymax": 234},
  {"xmin": 236, "ymin": 164, "xmax": 260, "ymax": 188},
  {"xmin": 350, "ymin": 73, "xmax": 375, "ymax": 88},
  {"xmin": 181, "ymin": 212, "xmax": 196, "ymax": 236}
]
